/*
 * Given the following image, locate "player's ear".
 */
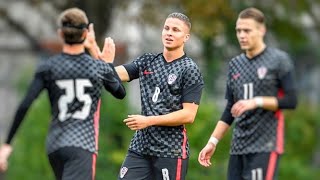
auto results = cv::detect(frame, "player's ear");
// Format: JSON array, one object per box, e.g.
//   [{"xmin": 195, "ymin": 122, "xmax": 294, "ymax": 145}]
[{"xmin": 184, "ymin": 34, "xmax": 190, "ymax": 43}]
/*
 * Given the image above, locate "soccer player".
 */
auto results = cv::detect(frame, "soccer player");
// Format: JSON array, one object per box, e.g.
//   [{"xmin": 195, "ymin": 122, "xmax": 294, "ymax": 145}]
[
  {"xmin": 0, "ymin": 8, "xmax": 125, "ymax": 180},
  {"xmin": 87, "ymin": 12, "xmax": 204, "ymax": 179},
  {"xmin": 198, "ymin": 7, "xmax": 297, "ymax": 180}
]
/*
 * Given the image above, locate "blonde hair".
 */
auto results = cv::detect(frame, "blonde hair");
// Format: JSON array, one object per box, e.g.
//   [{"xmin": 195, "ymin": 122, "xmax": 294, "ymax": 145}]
[{"xmin": 167, "ymin": 12, "xmax": 191, "ymax": 30}]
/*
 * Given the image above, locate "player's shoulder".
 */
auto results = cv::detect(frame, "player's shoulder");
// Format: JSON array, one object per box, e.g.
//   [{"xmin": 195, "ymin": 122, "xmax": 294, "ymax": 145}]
[
  {"xmin": 267, "ymin": 47, "xmax": 290, "ymax": 59},
  {"xmin": 138, "ymin": 52, "xmax": 161, "ymax": 61},
  {"xmin": 266, "ymin": 47, "xmax": 293, "ymax": 66},
  {"xmin": 229, "ymin": 53, "xmax": 245, "ymax": 66},
  {"xmin": 182, "ymin": 56, "xmax": 199, "ymax": 68}
]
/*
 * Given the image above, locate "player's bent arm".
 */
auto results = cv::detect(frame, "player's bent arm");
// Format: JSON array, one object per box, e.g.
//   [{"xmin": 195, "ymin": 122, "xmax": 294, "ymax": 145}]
[
  {"xmin": 253, "ymin": 91, "xmax": 297, "ymax": 111},
  {"xmin": 253, "ymin": 96, "xmax": 279, "ymax": 111},
  {"xmin": 147, "ymin": 102, "xmax": 199, "ymax": 126},
  {"xmin": 115, "ymin": 65, "xmax": 130, "ymax": 82}
]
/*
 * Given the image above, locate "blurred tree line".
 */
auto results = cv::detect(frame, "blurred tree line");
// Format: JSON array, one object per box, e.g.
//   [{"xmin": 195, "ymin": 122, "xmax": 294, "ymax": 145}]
[{"xmin": 1, "ymin": 0, "xmax": 320, "ymax": 179}]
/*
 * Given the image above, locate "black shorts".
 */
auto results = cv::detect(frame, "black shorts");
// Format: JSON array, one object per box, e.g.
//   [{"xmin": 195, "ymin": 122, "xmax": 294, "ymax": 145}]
[
  {"xmin": 118, "ymin": 150, "xmax": 188, "ymax": 180},
  {"xmin": 227, "ymin": 152, "xmax": 280, "ymax": 180},
  {"xmin": 48, "ymin": 147, "xmax": 96, "ymax": 180}
]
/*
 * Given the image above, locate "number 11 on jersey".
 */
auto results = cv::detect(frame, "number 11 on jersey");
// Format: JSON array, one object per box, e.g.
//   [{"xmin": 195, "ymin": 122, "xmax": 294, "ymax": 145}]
[{"xmin": 243, "ymin": 83, "xmax": 254, "ymax": 99}]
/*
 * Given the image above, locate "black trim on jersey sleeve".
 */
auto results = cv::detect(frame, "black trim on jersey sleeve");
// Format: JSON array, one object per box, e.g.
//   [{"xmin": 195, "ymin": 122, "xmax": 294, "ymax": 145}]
[
  {"xmin": 220, "ymin": 84, "xmax": 235, "ymax": 125},
  {"xmin": 220, "ymin": 100, "xmax": 235, "ymax": 125},
  {"xmin": 102, "ymin": 63, "xmax": 126, "ymax": 99},
  {"xmin": 123, "ymin": 62, "xmax": 139, "ymax": 81},
  {"xmin": 277, "ymin": 71, "xmax": 297, "ymax": 109},
  {"xmin": 182, "ymin": 83, "xmax": 203, "ymax": 104},
  {"xmin": 6, "ymin": 74, "xmax": 45, "ymax": 144}
]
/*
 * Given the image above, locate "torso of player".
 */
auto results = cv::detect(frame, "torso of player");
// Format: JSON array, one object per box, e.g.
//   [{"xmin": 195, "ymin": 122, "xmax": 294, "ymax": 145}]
[
  {"xmin": 43, "ymin": 53, "xmax": 107, "ymax": 154},
  {"xmin": 129, "ymin": 53, "xmax": 201, "ymax": 158},
  {"xmin": 228, "ymin": 47, "xmax": 287, "ymax": 154},
  {"xmin": 139, "ymin": 54, "xmax": 188, "ymax": 116}
]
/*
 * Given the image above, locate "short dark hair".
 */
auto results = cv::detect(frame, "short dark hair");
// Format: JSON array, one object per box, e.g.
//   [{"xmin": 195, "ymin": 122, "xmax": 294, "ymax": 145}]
[
  {"xmin": 167, "ymin": 12, "xmax": 191, "ymax": 30},
  {"xmin": 238, "ymin": 7, "xmax": 265, "ymax": 25},
  {"xmin": 57, "ymin": 8, "xmax": 89, "ymax": 44}
]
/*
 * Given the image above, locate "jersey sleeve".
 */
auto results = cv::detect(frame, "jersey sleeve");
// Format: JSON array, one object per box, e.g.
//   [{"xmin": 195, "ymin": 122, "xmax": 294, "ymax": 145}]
[
  {"xmin": 6, "ymin": 61, "xmax": 48, "ymax": 144},
  {"xmin": 181, "ymin": 64, "xmax": 204, "ymax": 104},
  {"xmin": 221, "ymin": 62, "xmax": 235, "ymax": 125},
  {"xmin": 278, "ymin": 53, "xmax": 296, "ymax": 91},
  {"xmin": 277, "ymin": 53, "xmax": 297, "ymax": 109},
  {"xmin": 123, "ymin": 53, "xmax": 155, "ymax": 81},
  {"xmin": 100, "ymin": 62, "xmax": 126, "ymax": 99}
]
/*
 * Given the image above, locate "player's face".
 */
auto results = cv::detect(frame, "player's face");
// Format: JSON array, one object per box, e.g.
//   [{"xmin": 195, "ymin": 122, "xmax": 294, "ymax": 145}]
[
  {"xmin": 236, "ymin": 18, "xmax": 265, "ymax": 52},
  {"xmin": 162, "ymin": 18, "xmax": 190, "ymax": 51}
]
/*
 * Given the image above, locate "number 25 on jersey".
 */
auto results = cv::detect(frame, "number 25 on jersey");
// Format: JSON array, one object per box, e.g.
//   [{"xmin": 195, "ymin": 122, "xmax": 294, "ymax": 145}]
[{"xmin": 56, "ymin": 79, "xmax": 93, "ymax": 121}]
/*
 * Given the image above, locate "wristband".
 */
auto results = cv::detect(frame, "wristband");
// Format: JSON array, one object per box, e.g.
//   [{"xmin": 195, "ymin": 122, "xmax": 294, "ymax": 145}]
[
  {"xmin": 254, "ymin": 97, "xmax": 264, "ymax": 107},
  {"xmin": 208, "ymin": 136, "xmax": 219, "ymax": 146}
]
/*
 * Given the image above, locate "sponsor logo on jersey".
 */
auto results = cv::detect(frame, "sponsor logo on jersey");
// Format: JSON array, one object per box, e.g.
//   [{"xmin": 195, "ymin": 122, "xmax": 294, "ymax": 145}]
[
  {"xmin": 167, "ymin": 74, "xmax": 177, "ymax": 85},
  {"xmin": 257, "ymin": 66, "xmax": 267, "ymax": 79},
  {"xmin": 120, "ymin": 167, "xmax": 128, "ymax": 178}
]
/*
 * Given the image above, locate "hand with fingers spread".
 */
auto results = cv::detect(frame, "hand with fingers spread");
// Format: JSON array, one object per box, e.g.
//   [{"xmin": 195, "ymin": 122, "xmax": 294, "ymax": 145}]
[
  {"xmin": 123, "ymin": 115, "xmax": 150, "ymax": 131},
  {"xmin": 198, "ymin": 143, "xmax": 216, "ymax": 167},
  {"xmin": 99, "ymin": 37, "xmax": 115, "ymax": 63},
  {"xmin": 0, "ymin": 144, "xmax": 13, "ymax": 172}
]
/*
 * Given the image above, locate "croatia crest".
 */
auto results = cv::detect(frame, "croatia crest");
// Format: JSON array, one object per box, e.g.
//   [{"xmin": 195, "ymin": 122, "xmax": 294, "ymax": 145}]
[
  {"xmin": 257, "ymin": 66, "xmax": 267, "ymax": 79},
  {"xmin": 120, "ymin": 167, "xmax": 128, "ymax": 178},
  {"xmin": 167, "ymin": 74, "xmax": 177, "ymax": 85}
]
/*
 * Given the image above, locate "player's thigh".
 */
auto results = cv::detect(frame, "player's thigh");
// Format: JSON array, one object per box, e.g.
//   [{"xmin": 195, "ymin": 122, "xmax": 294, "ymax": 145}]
[
  {"xmin": 244, "ymin": 152, "xmax": 280, "ymax": 180},
  {"xmin": 61, "ymin": 147, "xmax": 96, "ymax": 180},
  {"xmin": 153, "ymin": 157, "xmax": 189, "ymax": 180},
  {"xmin": 118, "ymin": 151, "xmax": 152, "ymax": 180},
  {"xmin": 227, "ymin": 155, "xmax": 243, "ymax": 180}
]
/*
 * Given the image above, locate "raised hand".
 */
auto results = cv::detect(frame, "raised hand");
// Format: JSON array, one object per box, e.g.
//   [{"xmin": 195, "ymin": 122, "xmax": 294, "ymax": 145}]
[
  {"xmin": 99, "ymin": 37, "xmax": 115, "ymax": 63},
  {"xmin": 0, "ymin": 144, "xmax": 13, "ymax": 172},
  {"xmin": 84, "ymin": 23, "xmax": 101, "ymax": 59}
]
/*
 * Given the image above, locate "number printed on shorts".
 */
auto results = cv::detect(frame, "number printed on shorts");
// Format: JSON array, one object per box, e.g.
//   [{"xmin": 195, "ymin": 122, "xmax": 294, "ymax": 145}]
[
  {"xmin": 152, "ymin": 87, "xmax": 161, "ymax": 102},
  {"xmin": 251, "ymin": 168, "xmax": 263, "ymax": 180},
  {"xmin": 162, "ymin": 168, "xmax": 170, "ymax": 180},
  {"xmin": 56, "ymin": 79, "xmax": 93, "ymax": 121}
]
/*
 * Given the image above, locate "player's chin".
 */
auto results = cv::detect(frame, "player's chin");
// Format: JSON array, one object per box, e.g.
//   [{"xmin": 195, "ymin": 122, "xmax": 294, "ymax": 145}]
[{"xmin": 239, "ymin": 45, "xmax": 249, "ymax": 50}]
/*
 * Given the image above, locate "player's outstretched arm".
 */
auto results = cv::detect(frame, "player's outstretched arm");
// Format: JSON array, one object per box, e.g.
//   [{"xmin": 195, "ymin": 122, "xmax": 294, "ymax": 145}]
[
  {"xmin": 198, "ymin": 121, "xmax": 230, "ymax": 167},
  {"xmin": 0, "ymin": 144, "xmax": 13, "ymax": 172}
]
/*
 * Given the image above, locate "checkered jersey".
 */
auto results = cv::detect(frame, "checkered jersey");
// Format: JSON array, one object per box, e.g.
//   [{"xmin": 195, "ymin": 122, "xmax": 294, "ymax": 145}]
[
  {"xmin": 226, "ymin": 47, "xmax": 294, "ymax": 154},
  {"xmin": 6, "ymin": 52, "xmax": 125, "ymax": 154},
  {"xmin": 124, "ymin": 53, "xmax": 204, "ymax": 158}
]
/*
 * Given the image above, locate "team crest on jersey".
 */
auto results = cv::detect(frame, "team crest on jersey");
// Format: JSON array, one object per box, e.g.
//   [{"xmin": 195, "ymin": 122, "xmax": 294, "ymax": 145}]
[
  {"xmin": 167, "ymin": 74, "xmax": 177, "ymax": 85},
  {"xmin": 257, "ymin": 66, "xmax": 268, "ymax": 79},
  {"xmin": 120, "ymin": 167, "xmax": 128, "ymax": 178}
]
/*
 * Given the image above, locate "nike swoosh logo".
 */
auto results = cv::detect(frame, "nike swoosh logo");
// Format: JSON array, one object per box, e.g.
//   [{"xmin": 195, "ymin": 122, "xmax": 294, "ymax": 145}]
[{"xmin": 143, "ymin": 70, "xmax": 153, "ymax": 75}]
